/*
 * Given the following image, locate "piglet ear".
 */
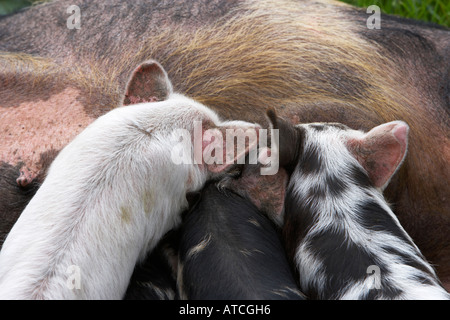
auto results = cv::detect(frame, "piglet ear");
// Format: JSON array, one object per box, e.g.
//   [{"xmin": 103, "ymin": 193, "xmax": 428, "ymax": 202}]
[
  {"xmin": 347, "ymin": 121, "xmax": 409, "ymax": 190},
  {"xmin": 122, "ymin": 60, "xmax": 173, "ymax": 106},
  {"xmin": 266, "ymin": 108, "xmax": 301, "ymax": 171},
  {"xmin": 202, "ymin": 121, "xmax": 260, "ymax": 174}
]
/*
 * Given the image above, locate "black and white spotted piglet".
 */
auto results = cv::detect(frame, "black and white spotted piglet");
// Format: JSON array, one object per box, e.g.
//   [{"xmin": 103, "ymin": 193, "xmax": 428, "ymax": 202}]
[
  {"xmin": 267, "ymin": 110, "xmax": 449, "ymax": 300},
  {"xmin": 177, "ymin": 164, "xmax": 305, "ymax": 300}
]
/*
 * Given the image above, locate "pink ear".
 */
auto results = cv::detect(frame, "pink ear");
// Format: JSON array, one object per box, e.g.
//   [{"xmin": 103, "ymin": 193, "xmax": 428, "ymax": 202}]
[
  {"xmin": 203, "ymin": 124, "xmax": 260, "ymax": 174},
  {"xmin": 123, "ymin": 60, "xmax": 173, "ymax": 106},
  {"xmin": 347, "ymin": 121, "xmax": 409, "ymax": 189}
]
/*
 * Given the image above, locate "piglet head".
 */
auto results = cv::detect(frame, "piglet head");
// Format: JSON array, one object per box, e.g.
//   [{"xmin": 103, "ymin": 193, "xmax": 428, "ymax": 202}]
[
  {"xmin": 266, "ymin": 108, "xmax": 409, "ymax": 191},
  {"xmin": 124, "ymin": 59, "xmax": 262, "ymax": 191}
]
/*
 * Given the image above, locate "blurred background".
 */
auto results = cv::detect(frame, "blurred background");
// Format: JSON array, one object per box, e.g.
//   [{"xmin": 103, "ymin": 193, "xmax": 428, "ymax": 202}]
[{"xmin": 0, "ymin": 0, "xmax": 448, "ymax": 27}]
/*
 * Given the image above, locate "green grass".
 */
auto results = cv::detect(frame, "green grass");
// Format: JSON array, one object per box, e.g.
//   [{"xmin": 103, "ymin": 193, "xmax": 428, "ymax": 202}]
[
  {"xmin": 0, "ymin": 0, "xmax": 35, "ymax": 16},
  {"xmin": 341, "ymin": 0, "xmax": 449, "ymax": 27},
  {"xmin": 0, "ymin": 0, "xmax": 448, "ymax": 28}
]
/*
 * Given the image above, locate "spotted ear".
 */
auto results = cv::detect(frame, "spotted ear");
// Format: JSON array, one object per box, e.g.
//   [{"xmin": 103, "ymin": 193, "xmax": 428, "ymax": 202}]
[
  {"xmin": 347, "ymin": 121, "xmax": 409, "ymax": 190},
  {"xmin": 122, "ymin": 60, "xmax": 173, "ymax": 106}
]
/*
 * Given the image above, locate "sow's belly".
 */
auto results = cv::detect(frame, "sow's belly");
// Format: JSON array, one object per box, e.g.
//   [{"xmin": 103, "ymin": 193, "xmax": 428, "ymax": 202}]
[{"xmin": 0, "ymin": 88, "xmax": 97, "ymax": 185}]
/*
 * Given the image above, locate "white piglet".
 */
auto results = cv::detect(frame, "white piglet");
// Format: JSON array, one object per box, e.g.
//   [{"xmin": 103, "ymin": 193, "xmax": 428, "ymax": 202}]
[{"xmin": 0, "ymin": 61, "xmax": 259, "ymax": 299}]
